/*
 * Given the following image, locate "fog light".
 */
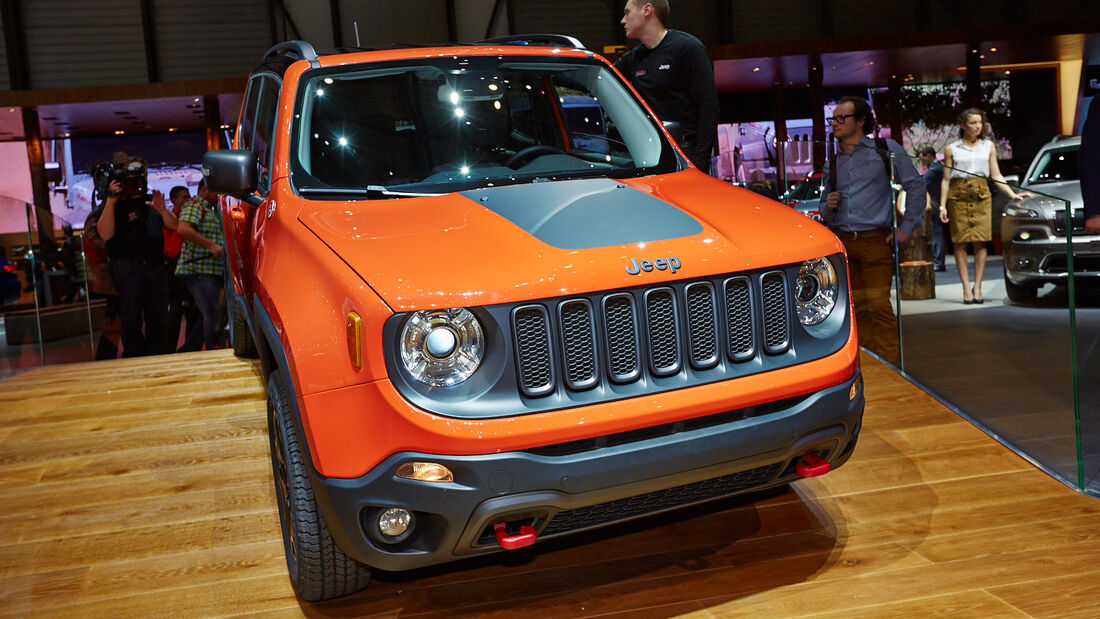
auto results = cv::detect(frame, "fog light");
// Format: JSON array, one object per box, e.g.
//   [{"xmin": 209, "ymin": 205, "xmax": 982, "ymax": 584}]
[
  {"xmin": 395, "ymin": 461, "xmax": 454, "ymax": 482},
  {"xmin": 378, "ymin": 508, "xmax": 413, "ymax": 541},
  {"xmin": 1016, "ymin": 231, "xmax": 1031, "ymax": 241}
]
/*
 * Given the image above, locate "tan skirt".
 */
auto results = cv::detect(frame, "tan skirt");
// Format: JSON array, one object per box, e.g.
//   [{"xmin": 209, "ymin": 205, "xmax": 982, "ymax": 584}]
[{"xmin": 946, "ymin": 177, "xmax": 992, "ymax": 243}]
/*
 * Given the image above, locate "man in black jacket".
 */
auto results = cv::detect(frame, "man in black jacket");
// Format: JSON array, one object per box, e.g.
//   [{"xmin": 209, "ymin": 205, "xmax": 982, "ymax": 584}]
[
  {"xmin": 615, "ymin": 0, "xmax": 718, "ymax": 172},
  {"xmin": 96, "ymin": 157, "xmax": 179, "ymax": 357}
]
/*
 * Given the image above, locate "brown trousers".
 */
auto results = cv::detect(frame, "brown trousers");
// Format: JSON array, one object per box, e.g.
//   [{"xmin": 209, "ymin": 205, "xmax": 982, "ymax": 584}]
[{"xmin": 838, "ymin": 231, "xmax": 899, "ymax": 365}]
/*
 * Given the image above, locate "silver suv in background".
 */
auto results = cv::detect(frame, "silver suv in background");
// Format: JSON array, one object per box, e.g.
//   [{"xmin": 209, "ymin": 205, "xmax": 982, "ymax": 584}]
[{"xmin": 1001, "ymin": 136, "xmax": 1089, "ymax": 303}]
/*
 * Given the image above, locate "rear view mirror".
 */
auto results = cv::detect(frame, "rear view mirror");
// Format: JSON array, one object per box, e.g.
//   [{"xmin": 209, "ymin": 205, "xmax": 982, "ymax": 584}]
[{"xmin": 202, "ymin": 150, "xmax": 260, "ymax": 206}]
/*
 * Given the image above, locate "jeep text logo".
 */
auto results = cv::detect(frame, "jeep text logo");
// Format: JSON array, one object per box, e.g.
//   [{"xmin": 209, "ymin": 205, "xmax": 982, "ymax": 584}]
[{"xmin": 626, "ymin": 256, "xmax": 681, "ymax": 275}]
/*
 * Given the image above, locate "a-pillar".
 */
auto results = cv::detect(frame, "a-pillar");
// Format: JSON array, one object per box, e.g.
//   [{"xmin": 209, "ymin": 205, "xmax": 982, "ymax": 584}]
[{"xmin": 21, "ymin": 107, "xmax": 55, "ymax": 252}]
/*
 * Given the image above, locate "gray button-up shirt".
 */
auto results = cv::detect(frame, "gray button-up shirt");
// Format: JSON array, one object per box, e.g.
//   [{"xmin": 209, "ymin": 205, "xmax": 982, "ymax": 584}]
[{"xmin": 821, "ymin": 136, "xmax": 926, "ymax": 237}]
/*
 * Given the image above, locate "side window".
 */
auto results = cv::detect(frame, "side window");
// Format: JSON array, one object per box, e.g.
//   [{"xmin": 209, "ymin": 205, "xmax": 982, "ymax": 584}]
[
  {"xmin": 236, "ymin": 76, "xmax": 262, "ymax": 151},
  {"xmin": 252, "ymin": 76, "xmax": 281, "ymax": 194}
]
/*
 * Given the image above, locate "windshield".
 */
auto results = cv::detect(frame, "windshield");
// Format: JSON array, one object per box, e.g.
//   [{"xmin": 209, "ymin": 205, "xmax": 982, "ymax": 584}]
[
  {"xmin": 1026, "ymin": 145, "xmax": 1079, "ymax": 185},
  {"xmin": 290, "ymin": 55, "xmax": 678, "ymax": 197}
]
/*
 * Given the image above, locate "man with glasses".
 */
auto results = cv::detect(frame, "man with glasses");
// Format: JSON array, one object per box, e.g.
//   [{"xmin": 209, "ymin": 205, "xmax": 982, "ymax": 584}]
[{"xmin": 821, "ymin": 97, "xmax": 925, "ymax": 365}]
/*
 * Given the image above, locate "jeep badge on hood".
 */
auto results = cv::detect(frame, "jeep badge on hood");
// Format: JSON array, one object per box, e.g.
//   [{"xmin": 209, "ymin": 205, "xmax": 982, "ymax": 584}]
[{"xmin": 626, "ymin": 256, "xmax": 681, "ymax": 275}]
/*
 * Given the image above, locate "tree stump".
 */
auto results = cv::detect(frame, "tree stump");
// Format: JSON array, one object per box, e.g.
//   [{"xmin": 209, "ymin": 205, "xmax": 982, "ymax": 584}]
[
  {"xmin": 899, "ymin": 260, "xmax": 935, "ymax": 300},
  {"xmin": 896, "ymin": 197, "xmax": 936, "ymax": 299}
]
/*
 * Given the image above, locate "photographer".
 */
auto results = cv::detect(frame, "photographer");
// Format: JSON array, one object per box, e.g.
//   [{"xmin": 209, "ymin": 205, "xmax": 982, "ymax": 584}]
[{"xmin": 96, "ymin": 157, "xmax": 178, "ymax": 357}]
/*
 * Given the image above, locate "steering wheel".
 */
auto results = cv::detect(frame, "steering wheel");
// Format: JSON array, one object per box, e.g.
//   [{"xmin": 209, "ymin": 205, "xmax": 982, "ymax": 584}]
[{"xmin": 506, "ymin": 145, "xmax": 564, "ymax": 169}]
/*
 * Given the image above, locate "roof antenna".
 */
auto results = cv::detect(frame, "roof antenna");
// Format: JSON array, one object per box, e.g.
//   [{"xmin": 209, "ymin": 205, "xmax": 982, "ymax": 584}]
[{"xmin": 354, "ymin": 21, "xmax": 360, "ymax": 47}]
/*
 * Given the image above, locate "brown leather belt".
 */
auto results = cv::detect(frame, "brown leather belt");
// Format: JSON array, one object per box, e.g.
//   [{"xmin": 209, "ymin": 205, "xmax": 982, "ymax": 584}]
[{"xmin": 830, "ymin": 228, "xmax": 890, "ymax": 241}]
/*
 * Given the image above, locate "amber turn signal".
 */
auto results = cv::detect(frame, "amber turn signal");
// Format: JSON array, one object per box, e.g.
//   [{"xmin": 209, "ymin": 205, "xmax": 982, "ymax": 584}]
[
  {"xmin": 345, "ymin": 312, "xmax": 362, "ymax": 369},
  {"xmin": 395, "ymin": 462, "xmax": 454, "ymax": 483}
]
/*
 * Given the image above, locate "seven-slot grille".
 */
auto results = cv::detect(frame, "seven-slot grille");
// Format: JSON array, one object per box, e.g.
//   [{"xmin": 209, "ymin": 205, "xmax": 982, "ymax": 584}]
[{"xmin": 512, "ymin": 272, "xmax": 791, "ymax": 397}]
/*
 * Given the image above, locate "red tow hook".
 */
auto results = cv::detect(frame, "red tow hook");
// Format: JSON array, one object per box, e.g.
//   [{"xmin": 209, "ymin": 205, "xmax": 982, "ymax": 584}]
[
  {"xmin": 493, "ymin": 521, "xmax": 537, "ymax": 550},
  {"xmin": 796, "ymin": 452, "xmax": 830, "ymax": 477}
]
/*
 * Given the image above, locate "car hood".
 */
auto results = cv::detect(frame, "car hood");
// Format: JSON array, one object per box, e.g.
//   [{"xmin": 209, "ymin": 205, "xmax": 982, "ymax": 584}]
[
  {"xmin": 1022, "ymin": 180, "xmax": 1081, "ymax": 210},
  {"xmin": 297, "ymin": 174, "xmax": 843, "ymax": 312}
]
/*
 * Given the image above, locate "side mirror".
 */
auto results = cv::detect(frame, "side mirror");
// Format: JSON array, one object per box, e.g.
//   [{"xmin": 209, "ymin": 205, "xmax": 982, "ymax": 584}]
[
  {"xmin": 662, "ymin": 120, "xmax": 683, "ymax": 145},
  {"xmin": 202, "ymin": 150, "xmax": 260, "ymax": 206}
]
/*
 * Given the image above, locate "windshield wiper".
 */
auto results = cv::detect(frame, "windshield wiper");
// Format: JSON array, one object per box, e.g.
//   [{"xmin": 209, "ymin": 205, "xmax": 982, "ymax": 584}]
[
  {"xmin": 365, "ymin": 185, "xmax": 441, "ymax": 198},
  {"xmin": 297, "ymin": 185, "xmax": 442, "ymax": 199}
]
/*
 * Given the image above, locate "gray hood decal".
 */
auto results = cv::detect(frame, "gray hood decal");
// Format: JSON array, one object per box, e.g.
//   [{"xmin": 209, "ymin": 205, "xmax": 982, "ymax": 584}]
[{"xmin": 461, "ymin": 178, "xmax": 703, "ymax": 249}]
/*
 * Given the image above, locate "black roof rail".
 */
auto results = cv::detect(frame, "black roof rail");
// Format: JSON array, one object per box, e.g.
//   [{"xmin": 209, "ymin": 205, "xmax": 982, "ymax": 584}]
[
  {"xmin": 264, "ymin": 40, "xmax": 320, "ymax": 68},
  {"xmin": 476, "ymin": 34, "xmax": 586, "ymax": 50}
]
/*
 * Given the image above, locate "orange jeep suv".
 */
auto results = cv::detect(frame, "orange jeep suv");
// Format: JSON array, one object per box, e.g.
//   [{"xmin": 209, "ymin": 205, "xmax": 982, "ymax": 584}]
[{"xmin": 204, "ymin": 36, "xmax": 863, "ymax": 601}]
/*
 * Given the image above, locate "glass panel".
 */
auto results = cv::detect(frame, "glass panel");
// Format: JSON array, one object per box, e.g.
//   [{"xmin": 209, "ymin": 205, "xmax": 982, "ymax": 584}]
[
  {"xmin": 883, "ymin": 141, "xmax": 1082, "ymax": 493},
  {"xmin": 1, "ymin": 198, "xmax": 99, "ymax": 380},
  {"xmin": 1, "ymin": 198, "xmax": 45, "ymax": 378},
  {"xmin": 790, "ymin": 137, "xmax": 1082, "ymax": 494}
]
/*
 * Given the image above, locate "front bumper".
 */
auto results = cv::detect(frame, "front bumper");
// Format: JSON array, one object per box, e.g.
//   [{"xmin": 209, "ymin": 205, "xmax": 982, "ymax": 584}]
[
  {"xmin": 1002, "ymin": 235, "xmax": 1100, "ymax": 287},
  {"xmin": 310, "ymin": 371, "xmax": 863, "ymax": 572}
]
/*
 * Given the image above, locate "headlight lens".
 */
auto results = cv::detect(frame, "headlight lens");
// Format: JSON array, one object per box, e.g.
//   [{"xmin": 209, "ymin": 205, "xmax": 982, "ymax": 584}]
[
  {"xmin": 1004, "ymin": 204, "xmax": 1041, "ymax": 218},
  {"xmin": 794, "ymin": 257, "xmax": 838, "ymax": 326},
  {"xmin": 400, "ymin": 308, "xmax": 484, "ymax": 387}
]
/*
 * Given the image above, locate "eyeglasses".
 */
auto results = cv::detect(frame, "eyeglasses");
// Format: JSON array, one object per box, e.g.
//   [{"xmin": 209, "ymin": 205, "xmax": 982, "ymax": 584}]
[{"xmin": 827, "ymin": 113, "xmax": 855, "ymax": 124}]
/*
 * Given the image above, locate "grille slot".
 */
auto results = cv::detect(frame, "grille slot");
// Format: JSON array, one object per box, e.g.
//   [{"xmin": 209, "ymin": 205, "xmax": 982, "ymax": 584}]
[
  {"xmin": 724, "ymin": 277, "xmax": 755, "ymax": 362},
  {"xmin": 510, "ymin": 270, "xmax": 795, "ymax": 397},
  {"xmin": 603, "ymin": 294, "xmax": 640, "ymax": 383},
  {"xmin": 685, "ymin": 282, "xmax": 719, "ymax": 369},
  {"xmin": 645, "ymin": 288, "xmax": 680, "ymax": 376},
  {"xmin": 761, "ymin": 272, "xmax": 790, "ymax": 355},
  {"xmin": 1053, "ymin": 208, "xmax": 1085, "ymax": 236},
  {"xmin": 559, "ymin": 300, "xmax": 598, "ymax": 390},
  {"xmin": 513, "ymin": 305, "xmax": 554, "ymax": 397}
]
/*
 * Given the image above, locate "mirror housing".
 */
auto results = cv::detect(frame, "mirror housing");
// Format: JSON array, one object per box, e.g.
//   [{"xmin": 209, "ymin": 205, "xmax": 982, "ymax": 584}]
[{"xmin": 202, "ymin": 150, "xmax": 260, "ymax": 206}]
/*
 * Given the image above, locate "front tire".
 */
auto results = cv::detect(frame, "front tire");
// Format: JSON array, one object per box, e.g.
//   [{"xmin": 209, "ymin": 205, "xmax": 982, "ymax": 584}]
[
  {"xmin": 1004, "ymin": 274, "xmax": 1038, "ymax": 304},
  {"xmin": 267, "ymin": 372, "xmax": 372, "ymax": 601}
]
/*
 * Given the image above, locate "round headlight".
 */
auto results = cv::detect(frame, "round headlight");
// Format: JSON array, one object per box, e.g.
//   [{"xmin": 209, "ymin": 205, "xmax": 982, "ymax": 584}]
[
  {"xmin": 794, "ymin": 257, "xmax": 838, "ymax": 326},
  {"xmin": 400, "ymin": 308, "xmax": 484, "ymax": 387}
]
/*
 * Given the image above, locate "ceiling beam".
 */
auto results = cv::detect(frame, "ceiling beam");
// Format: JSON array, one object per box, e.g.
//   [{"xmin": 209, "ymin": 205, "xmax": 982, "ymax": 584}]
[
  {"xmin": 139, "ymin": 0, "xmax": 159, "ymax": 82},
  {"xmin": 0, "ymin": 78, "xmax": 247, "ymax": 108},
  {"xmin": 2, "ymin": 0, "xmax": 30, "ymax": 90}
]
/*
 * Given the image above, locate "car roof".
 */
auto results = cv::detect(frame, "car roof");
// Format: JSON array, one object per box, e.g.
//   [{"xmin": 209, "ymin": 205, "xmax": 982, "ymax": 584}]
[{"xmin": 254, "ymin": 35, "xmax": 589, "ymax": 78}]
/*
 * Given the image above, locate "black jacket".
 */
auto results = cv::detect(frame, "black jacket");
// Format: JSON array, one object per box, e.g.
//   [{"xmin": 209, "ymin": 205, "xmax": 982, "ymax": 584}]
[{"xmin": 615, "ymin": 30, "xmax": 718, "ymax": 171}]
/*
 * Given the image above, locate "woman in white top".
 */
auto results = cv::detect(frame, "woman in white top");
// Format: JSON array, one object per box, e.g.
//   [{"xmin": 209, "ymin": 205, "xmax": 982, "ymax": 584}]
[{"xmin": 938, "ymin": 108, "xmax": 1031, "ymax": 304}]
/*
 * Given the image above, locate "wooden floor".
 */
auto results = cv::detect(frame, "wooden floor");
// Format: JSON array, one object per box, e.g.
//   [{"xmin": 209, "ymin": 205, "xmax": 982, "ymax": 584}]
[{"xmin": 2, "ymin": 350, "xmax": 1099, "ymax": 618}]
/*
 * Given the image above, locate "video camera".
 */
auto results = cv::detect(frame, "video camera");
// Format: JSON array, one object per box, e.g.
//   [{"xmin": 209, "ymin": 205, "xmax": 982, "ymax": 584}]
[{"xmin": 91, "ymin": 158, "xmax": 148, "ymax": 206}]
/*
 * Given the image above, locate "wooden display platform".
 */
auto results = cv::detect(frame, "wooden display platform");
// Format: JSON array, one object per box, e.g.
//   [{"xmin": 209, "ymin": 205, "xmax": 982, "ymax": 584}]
[{"xmin": 1, "ymin": 349, "xmax": 1098, "ymax": 617}]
